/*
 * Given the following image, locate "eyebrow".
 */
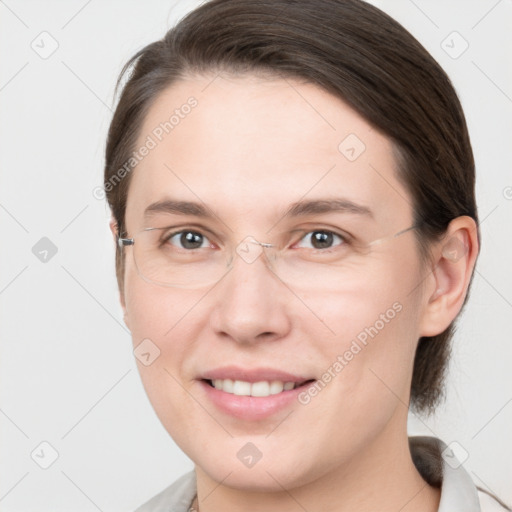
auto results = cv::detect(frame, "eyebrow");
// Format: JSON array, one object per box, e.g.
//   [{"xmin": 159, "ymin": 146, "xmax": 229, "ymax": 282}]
[
  {"xmin": 144, "ymin": 199, "xmax": 208, "ymax": 218},
  {"xmin": 143, "ymin": 197, "xmax": 373, "ymax": 220},
  {"xmin": 285, "ymin": 198, "xmax": 373, "ymax": 218}
]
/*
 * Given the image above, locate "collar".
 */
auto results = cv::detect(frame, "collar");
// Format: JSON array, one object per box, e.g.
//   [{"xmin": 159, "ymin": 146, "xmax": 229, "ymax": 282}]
[{"xmin": 409, "ymin": 435, "xmax": 481, "ymax": 511}]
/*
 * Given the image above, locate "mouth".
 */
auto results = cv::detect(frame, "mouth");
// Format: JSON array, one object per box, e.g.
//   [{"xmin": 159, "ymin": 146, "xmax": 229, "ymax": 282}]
[
  {"xmin": 198, "ymin": 366, "xmax": 317, "ymax": 420},
  {"xmin": 202, "ymin": 378, "xmax": 315, "ymax": 397}
]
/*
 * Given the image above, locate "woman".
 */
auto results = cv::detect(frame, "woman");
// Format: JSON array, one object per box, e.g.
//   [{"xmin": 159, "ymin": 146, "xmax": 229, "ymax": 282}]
[{"xmin": 103, "ymin": 0, "xmax": 509, "ymax": 510}]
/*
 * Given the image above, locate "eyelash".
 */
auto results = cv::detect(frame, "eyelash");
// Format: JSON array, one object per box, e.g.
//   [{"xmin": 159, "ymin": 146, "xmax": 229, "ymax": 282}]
[
  {"xmin": 294, "ymin": 230, "xmax": 347, "ymax": 251},
  {"xmin": 159, "ymin": 227, "xmax": 350, "ymax": 251}
]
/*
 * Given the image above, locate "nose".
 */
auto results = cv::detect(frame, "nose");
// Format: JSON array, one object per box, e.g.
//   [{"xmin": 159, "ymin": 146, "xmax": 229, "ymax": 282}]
[{"xmin": 209, "ymin": 243, "xmax": 292, "ymax": 345}]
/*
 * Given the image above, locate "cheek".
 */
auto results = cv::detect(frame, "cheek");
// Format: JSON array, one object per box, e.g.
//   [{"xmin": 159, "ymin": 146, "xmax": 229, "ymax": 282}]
[
  {"xmin": 298, "ymin": 252, "xmax": 420, "ymax": 349},
  {"xmin": 123, "ymin": 257, "xmax": 204, "ymax": 340},
  {"xmin": 291, "ymin": 292, "xmax": 418, "ymax": 469},
  {"xmin": 297, "ymin": 247, "xmax": 422, "ymax": 406},
  {"xmin": 123, "ymin": 268, "xmax": 208, "ymax": 422}
]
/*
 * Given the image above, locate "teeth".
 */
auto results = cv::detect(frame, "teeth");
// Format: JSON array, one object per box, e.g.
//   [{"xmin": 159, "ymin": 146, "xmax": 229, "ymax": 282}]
[
  {"xmin": 269, "ymin": 381, "xmax": 284, "ymax": 395},
  {"xmin": 222, "ymin": 378, "xmax": 234, "ymax": 393},
  {"xmin": 233, "ymin": 380, "xmax": 251, "ymax": 396},
  {"xmin": 251, "ymin": 381, "xmax": 270, "ymax": 397},
  {"xmin": 211, "ymin": 379, "xmax": 299, "ymax": 397}
]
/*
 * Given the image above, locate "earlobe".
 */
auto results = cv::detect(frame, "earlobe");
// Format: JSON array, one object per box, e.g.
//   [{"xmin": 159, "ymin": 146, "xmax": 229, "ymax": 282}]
[{"xmin": 419, "ymin": 216, "xmax": 479, "ymax": 337}]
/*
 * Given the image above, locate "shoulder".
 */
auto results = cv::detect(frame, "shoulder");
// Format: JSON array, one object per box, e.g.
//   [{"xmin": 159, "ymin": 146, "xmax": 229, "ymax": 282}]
[{"xmin": 133, "ymin": 471, "xmax": 196, "ymax": 512}]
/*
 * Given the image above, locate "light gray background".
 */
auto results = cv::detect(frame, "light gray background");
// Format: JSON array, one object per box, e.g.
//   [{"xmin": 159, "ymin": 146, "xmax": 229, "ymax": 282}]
[{"xmin": 1, "ymin": 0, "xmax": 511, "ymax": 510}]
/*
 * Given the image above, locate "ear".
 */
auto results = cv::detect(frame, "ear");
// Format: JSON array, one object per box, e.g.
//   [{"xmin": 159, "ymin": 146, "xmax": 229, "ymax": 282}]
[
  {"xmin": 419, "ymin": 216, "xmax": 479, "ymax": 337},
  {"xmin": 109, "ymin": 216, "xmax": 118, "ymax": 245},
  {"xmin": 109, "ymin": 217, "xmax": 130, "ymax": 330}
]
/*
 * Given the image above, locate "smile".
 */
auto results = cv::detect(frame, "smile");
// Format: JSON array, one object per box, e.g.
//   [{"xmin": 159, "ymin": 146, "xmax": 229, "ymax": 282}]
[{"xmin": 206, "ymin": 379, "xmax": 307, "ymax": 397}]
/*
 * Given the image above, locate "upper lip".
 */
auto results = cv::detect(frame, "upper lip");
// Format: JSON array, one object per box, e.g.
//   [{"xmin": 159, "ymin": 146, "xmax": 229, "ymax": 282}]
[{"xmin": 200, "ymin": 366, "xmax": 314, "ymax": 384}]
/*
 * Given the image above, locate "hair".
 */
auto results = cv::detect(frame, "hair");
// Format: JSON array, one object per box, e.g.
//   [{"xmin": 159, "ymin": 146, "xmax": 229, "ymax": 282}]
[{"xmin": 104, "ymin": 0, "xmax": 479, "ymax": 415}]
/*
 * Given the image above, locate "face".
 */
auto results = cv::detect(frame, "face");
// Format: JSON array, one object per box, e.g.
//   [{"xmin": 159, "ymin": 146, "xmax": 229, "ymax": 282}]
[{"xmin": 119, "ymin": 73, "xmax": 430, "ymax": 490}]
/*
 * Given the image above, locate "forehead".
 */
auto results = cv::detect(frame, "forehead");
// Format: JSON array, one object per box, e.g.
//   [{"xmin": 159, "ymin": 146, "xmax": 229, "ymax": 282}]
[{"xmin": 124, "ymin": 73, "xmax": 412, "ymax": 231}]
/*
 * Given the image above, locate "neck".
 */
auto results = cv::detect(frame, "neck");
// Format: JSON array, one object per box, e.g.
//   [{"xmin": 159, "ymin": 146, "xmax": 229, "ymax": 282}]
[{"xmin": 193, "ymin": 414, "xmax": 441, "ymax": 512}]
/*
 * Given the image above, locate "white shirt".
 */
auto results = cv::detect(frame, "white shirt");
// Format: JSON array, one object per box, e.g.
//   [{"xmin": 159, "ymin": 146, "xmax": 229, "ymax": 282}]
[{"xmin": 134, "ymin": 436, "xmax": 509, "ymax": 512}]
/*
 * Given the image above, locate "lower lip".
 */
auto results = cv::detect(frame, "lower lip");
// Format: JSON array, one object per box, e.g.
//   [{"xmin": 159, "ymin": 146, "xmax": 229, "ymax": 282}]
[{"xmin": 198, "ymin": 380, "xmax": 314, "ymax": 421}]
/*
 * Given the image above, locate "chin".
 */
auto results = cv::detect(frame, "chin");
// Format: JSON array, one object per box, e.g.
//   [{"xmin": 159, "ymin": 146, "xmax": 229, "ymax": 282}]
[
  {"xmin": 192, "ymin": 443, "xmax": 320, "ymax": 493},
  {"xmin": 201, "ymin": 463, "xmax": 303, "ymax": 492}
]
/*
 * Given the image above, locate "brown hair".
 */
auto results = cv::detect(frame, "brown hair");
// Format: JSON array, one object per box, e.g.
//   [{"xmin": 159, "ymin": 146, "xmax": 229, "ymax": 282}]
[{"xmin": 104, "ymin": 0, "xmax": 479, "ymax": 414}]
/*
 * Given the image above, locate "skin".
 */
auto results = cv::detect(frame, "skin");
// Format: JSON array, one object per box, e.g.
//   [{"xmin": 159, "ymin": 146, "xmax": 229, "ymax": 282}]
[{"xmin": 110, "ymin": 73, "xmax": 478, "ymax": 512}]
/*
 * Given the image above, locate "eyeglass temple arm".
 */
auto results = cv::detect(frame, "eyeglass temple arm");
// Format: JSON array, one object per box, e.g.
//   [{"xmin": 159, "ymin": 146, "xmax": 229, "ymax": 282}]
[
  {"xmin": 367, "ymin": 224, "xmax": 419, "ymax": 247},
  {"xmin": 118, "ymin": 237, "xmax": 134, "ymax": 248}
]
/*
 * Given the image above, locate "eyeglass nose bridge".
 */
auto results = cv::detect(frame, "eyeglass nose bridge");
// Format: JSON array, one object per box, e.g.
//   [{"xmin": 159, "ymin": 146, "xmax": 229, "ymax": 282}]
[{"xmin": 233, "ymin": 235, "xmax": 277, "ymax": 266}]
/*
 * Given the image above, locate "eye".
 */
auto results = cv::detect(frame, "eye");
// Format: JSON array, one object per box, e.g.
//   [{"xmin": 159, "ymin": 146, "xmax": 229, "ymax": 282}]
[
  {"xmin": 294, "ymin": 230, "xmax": 347, "ymax": 250},
  {"xmin": 163, "ymin": 230, "xmax": 212, "ymax": 250}
]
